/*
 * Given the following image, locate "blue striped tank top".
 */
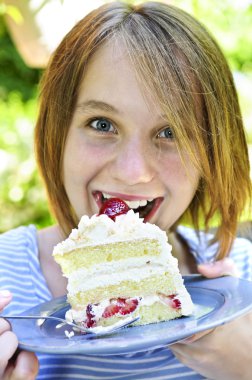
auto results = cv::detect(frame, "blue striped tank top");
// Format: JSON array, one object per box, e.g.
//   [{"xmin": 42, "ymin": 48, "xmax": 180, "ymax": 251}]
[{"xmin": 0, "ymin": 225, "xmax": 251, "ymax": 379}]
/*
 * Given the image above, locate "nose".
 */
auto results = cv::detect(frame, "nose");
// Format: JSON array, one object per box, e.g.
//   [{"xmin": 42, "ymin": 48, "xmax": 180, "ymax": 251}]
[{"xmin": 111, "ymin": 137, "xmax": 155, "ymax": 185}]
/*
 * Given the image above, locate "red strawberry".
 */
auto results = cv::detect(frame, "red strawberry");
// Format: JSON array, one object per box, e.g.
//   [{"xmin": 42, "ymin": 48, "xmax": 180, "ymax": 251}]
[
  {"xmin": 158, "ymin": 293, "xmax": 181, "ymax": 309},
  {"xmin": 119, "ymin": 298, "xmax": 139, "ymax": 315},
  {"xmin": 102, "ymin": 299, "xmax": 122, "ymax": 318},
  {"xmin": 168, "ymin": 294, "xmax": 181, "ymax": 309},
  {"xmin": 98, "ymin": 198, "xmax": 130, "ymax": 221},
  {"xmin": 85, "ymin": 303, "xmax": 96, "ymax": 328},
  {"xmin": 102, "ymin": 297, "xmax": 139, "ymax": 318}
]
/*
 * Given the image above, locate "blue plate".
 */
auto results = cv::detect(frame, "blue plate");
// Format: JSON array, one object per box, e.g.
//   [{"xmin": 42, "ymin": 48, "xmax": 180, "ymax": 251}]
[{"xmin": 8, "ymin": 275, "xmax": 252, "ymax": 355}]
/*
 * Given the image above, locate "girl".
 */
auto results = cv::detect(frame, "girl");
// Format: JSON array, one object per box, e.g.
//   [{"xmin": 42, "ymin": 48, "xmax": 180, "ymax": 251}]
[{"xmin": 0, "ymin": 2, "xmax": 251, "ymax": 379}]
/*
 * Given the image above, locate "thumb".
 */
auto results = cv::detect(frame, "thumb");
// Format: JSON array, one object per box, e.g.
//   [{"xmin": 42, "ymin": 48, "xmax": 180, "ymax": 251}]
[
  {"xmin": 0, "ymin": 290, "xmax": 12, "ymax": 312},
  {"xmin": 197, "ymin": 257, "xmax": 239, "ymax": 278}
]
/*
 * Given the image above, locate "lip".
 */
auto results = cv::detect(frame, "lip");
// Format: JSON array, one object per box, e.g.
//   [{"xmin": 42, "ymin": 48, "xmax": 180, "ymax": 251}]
[
  {"xmin": 92, "ymin": 191, "xmax": 163, "ymax": 222},
  {"xmin": 143, "ymin": 197, "xmax": 163, "ymax": 223}
]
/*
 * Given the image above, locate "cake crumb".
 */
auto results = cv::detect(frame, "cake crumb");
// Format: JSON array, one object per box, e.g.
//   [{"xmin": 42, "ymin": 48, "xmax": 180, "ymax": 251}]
[{"xmin": 65, "ymin": 330, "xmax": 75, "ymax": 339}]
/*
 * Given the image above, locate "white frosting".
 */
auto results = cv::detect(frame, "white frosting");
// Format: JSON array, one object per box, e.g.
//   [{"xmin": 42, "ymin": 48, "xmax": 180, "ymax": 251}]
[
  {"xmin": 67, "ymin": 257, "xmax": 179, "ymax": 293},
  {"xmin": 53, "ymin": 210, "xmax": 170, "ymax": 255},
  {"xmin": 65, "ymin": 299, "xmax": 111, "ymax": 323}
]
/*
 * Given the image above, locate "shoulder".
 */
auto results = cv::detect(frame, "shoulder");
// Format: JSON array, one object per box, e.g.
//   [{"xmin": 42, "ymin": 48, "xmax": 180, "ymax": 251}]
[
  {"xmin": 0, "ymin": 225, "xmax": 37, "ymax": 253},
  {"xmin": 0, "ymin": 225, "xmax": 38, "ymax": 271},
  {"xmin": 37, "ymin": 225, "xmax": 64, "ymax": 260},
  {"xmin": 0, "ymin": 225, "xmax": 53, "ymax": 312}
]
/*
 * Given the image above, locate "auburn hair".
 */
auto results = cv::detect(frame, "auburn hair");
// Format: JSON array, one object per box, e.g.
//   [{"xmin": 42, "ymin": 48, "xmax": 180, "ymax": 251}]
[{"xmin": 35, "ymin": 1, "xmax": 251, "ymax": 259}]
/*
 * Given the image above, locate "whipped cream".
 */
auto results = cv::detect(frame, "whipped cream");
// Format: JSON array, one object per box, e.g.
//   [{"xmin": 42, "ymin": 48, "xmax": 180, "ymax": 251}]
[
  {"xmin": 53, "ymin": 210, "xmax": 170, "ymax": 255},
  {"xmin": 67, "ymin": 257, "xmax": 179, "ymax": 293}
]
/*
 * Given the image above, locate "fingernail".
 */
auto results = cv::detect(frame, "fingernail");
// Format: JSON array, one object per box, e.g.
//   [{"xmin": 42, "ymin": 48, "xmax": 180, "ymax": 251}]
[{"xmin": 0, "ymin": 290, "xmax": 11, "ymax": 298}]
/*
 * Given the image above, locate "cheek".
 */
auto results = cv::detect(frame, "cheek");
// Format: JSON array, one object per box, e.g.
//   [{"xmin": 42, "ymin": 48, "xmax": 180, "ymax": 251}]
[
  {"xmin": 63, "ymin": 136, "xmax": 112, "ymax": 187},
  {"xmin": 160, "ymin": 153, "xmax": 200, "ymax": 195},
  {"xmin": 157, "ymin": 156, "xmax": 200, "ymax": 230}
]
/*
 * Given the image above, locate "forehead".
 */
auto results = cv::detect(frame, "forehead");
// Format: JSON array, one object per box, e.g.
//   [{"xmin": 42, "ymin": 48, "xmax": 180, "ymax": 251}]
[
  {"xmin": 77, "ymin": 41, "xmax": 165, "ymax": 120},
  {"xmin": 77, "ymin": 36, "xmax": 203, "ymax": 127},
  {"xmin": 80, "ymin": 41, "xmax": 137, "ymax": 92}
]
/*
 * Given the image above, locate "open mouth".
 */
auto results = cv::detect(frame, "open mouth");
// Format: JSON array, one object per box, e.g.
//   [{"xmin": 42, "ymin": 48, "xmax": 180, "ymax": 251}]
[
  {"xmin": 93, "ymin": 192, "xmax": 163, "ymax": 222},
  {"xmin": 131, "ymin": 199, "xmax": 155, "ymax": 219}
]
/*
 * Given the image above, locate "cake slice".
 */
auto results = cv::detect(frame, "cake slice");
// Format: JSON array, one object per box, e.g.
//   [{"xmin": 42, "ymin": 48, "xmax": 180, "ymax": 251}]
[{"xmin": 53, "ymin": 199, "xmax": 193, "ymax": 329}]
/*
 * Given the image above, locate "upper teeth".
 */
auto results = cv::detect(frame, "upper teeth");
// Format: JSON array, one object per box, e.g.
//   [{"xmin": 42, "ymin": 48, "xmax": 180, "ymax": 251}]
[{"xmin": 103, "ymin": 193, "xmax": 153, "ymax": 209}]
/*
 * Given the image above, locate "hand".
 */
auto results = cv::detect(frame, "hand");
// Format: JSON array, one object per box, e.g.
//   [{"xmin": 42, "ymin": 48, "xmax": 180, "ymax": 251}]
[
  {"xmin": 197, "ymin": 257, "xmax": 239, "ymax": 278},
  {"xmin": 170, "ymin": 258, "xmax": 251, "ymax": 379},
  {"xmin": 171, "ymin": 311, "xmax": 252, "ymax": 380},
  {"xmin": 0, "ymin": 290, "xmax": 39, "ymax": 380}
]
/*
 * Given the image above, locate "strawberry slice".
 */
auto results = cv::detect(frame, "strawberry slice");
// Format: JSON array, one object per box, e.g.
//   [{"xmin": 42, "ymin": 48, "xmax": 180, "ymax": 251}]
[
  {"xmin": 158, "ymin": 293, "xmax": 181, "ymax": 309},
  {"xmin": 168, "ymin": 294, "xmax": 181, "ymax": 309},
  {"xmin": 101, "ymin": 299, "xmax": 122, "ymax": 318},
  {"xmin": 119, "ymin": 298, "xmax": 139, "ymax": 315},
  {"xmin": 98, "ymin": 198, "xmax": 130, "ymax": 221},
  {"xmin": 85, "ymin": 303, "xmax": 96, "ymax": 328},
  {"xmin": 102, "ymin": 297, "xmax": 139, "ymax": 318}
]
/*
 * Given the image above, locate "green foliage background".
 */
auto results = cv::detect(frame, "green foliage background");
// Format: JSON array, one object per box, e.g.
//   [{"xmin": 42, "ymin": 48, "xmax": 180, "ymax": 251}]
[
  {"xmin": 0, "ymin": 18, "xmax": 53, "ymax": 232},
  {"xmin": 0, "ymin": 0, "xmax": 251, "ymax": 233}
]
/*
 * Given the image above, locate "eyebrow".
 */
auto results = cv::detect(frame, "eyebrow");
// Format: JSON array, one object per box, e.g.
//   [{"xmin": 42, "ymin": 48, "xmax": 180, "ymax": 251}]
[
  {"xmin": 76, "ymin": 99, "xmax": 169, "ymax": 125},
  {"xmin": 76, "ymin": 100, "xmax": 119, "ymax": 114}
]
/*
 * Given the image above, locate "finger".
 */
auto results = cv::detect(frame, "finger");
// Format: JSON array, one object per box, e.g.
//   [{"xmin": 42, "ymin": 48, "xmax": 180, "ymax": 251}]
[
  {"xmin": 2, "ymin": 362, "xmax": 15, "ymax": 380},
  {"xmin": 197, "ymin": 257, "xmax": 239, "ymax": 278},
  {"xmin": 0, "ymin": 317, "xmax": 11, "ymax": 335},
  {"xmin": 0, "ymin": 331, "xmax": 18, "ymax": 378},
  {"xmin": 11, "ymin": 351, "xmax": 39, "ymax": 380},
  {"xmin": 0, "ymin": 318, "xmax": 12, "ymax": 334},
  {"xmin": 0, "ymin": 290, "xmax": 12, "ymax": 312}
]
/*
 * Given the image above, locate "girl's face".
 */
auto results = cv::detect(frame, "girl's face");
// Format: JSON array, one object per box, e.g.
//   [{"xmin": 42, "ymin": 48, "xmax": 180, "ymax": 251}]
[{"xmin": 63, "ymin": 42, "xmax": 200, "ymax": 231}]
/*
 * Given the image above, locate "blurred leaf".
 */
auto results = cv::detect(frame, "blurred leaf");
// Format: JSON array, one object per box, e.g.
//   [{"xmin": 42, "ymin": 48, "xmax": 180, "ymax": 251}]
[
  {"xmin": 5, "ymin": 5, "xmax": 23, "ymax": 23},
  {"xmin": 0, "ymin": 93, "xmax": 52, "ymax": 232}
]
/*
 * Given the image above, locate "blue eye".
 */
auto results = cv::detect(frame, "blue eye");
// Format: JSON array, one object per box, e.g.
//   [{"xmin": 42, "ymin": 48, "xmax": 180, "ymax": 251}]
[
  {"xmin": 90, "ymin": 118, "xmax": 114, "ymax": 132},
  {"xmin": 158, "ymin": 127, "xmax": 174, "ymax": 140}
]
